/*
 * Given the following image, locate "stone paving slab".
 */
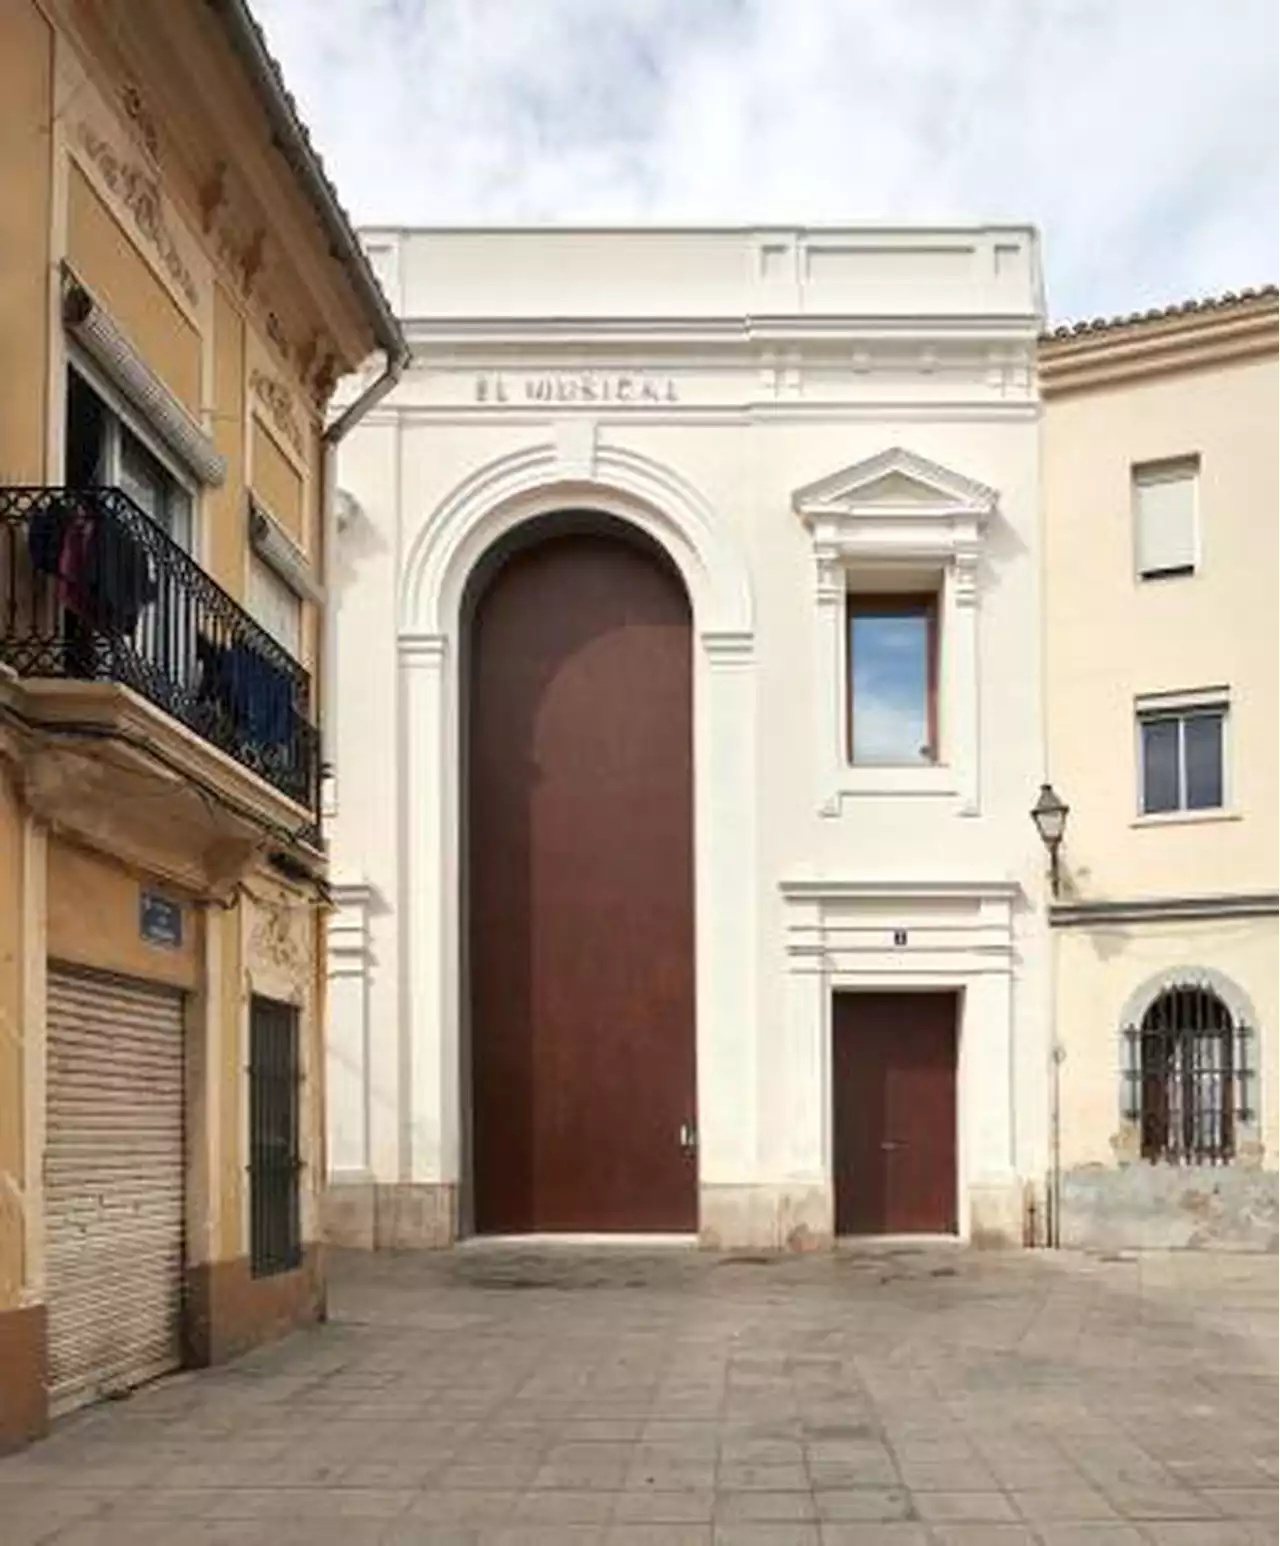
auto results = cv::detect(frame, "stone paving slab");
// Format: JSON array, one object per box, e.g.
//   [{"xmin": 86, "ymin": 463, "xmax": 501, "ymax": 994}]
[{"xmin": 1, "ymin": 1244, "xmax": 1275, "ymax": 1545}]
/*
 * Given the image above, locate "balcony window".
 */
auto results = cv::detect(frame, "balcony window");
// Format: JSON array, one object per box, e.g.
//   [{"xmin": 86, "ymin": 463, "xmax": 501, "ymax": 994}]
[
  {"xmin": 0, "ymin": 368, "xmax": 319, "ymax": 816},
  {"xmin": 67, "ymin": 367, "xmax": 193, "ymax": 553}
]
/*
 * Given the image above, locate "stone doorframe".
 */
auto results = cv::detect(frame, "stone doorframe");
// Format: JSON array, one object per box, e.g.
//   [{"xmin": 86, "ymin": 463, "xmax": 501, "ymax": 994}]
[{"xmin": 394, "ymin": 432, "xmax": 757, "ymax": 1243}]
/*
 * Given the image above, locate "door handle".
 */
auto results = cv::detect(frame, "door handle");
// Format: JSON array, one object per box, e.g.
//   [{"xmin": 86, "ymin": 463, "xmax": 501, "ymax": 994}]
[
  {"xmin": 880, "ymin": 1140, "xmax": 903, "ymax": 1151},
  {"xmin": 679, "ymin": 1122, "xmax": 698, "ymax": 1152}
]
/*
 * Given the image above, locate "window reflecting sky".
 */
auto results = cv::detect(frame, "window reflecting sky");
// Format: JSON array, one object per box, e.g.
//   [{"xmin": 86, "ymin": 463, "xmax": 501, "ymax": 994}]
[{"xmin": 850, "ymin": 610, "xmax": 930, "ymax": 764}]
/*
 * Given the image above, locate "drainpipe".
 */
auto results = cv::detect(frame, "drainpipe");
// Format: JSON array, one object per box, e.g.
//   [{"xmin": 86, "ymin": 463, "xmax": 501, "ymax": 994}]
[
  {"xmin": 1049, "ymin": 1036, "xmax": 1064, "ymax": 1248},
  {"xmin": 1046, "ymin": 896, "xmax": 1064, "ymax": 1248},
  {"xmin": 323, "ymin": 343, "xmax": 409, "ymax": 451}
]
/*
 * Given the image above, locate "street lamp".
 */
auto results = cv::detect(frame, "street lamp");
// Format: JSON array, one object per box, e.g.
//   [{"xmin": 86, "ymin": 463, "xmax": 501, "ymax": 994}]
[{"xmin": 1031, "ymin": 782, "xmax": 1069, "ymax": 898}]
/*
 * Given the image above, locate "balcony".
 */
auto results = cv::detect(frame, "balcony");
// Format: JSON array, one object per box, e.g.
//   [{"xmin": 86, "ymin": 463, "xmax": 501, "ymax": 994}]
[{"xmin": 1, "ymin": 486, "xmax": 319, "ymax": 823}]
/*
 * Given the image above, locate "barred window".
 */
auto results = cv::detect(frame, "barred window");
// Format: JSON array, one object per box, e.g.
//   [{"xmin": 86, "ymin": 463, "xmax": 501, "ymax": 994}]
[
  {"xmin": 1123, "ymin": 984, "xmax": 1254, "ymax": 1164},
  {"xmin": 249, "ymin": 995, "xmax": 302, "ymax": 1276}
]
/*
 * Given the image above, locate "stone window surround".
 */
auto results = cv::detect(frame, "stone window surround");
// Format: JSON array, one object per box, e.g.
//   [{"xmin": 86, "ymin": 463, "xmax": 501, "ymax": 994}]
[
  {"xmin": 792, "ymin": 446, "xmax": 997, "ymax": 818},
  {"xmin": 1115, "ymin": 965, "xmax": 1263, "ymax": 1165}
]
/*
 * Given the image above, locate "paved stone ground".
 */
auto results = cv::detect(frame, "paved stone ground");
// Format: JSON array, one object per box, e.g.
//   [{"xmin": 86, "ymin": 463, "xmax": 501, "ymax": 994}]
[{"xmin": 2, "ymin": 1244, "xmax": 1276, "ymax": 1546}]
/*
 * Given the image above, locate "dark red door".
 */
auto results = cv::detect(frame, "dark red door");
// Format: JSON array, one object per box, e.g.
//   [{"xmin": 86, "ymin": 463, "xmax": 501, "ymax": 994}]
[
  {"xmin": 832, "ymin": 992, "xmax": 957, "ymax": 1235},
  {"xmin": 468, "ymin": 524, "xmax": 697, "ymax": 1233}
]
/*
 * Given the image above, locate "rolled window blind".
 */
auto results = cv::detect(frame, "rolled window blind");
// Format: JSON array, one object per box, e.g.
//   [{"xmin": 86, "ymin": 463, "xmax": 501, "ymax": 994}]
[
  {"xmin": 62, "ymin": 276, "xmax": 226, "ymax": 488},
  {"xmin": 1133, "ymin": 458, "xmax": 1197, "ymax": 577},
  {"xmin": 249, "ymin": 500, "xmax": 325, "ymax": 604}
]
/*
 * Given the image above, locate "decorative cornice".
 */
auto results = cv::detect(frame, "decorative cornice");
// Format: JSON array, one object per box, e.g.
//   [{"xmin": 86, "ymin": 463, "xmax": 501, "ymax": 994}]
[
  {"xmin": 794, "ymin": 445, "xmax": 998, "ymax": 518},
  {"xmin": 1039, "ymin": 290, "xmax": 1278, "ymax": 397},
  {"xmin": 781, "ymin": 878, "xmax": 1021, "ymax": 902},
  {"xmin": 794, "ymin": 446, "xmax": 997, "ymax": 577},
  {"xmin": 402, "ymin": 315, "xmax": 1040, "ymax": 348},
  {"xmin": 1051, "ymin": 892, "xmax": 1278, "ymax": 927}
]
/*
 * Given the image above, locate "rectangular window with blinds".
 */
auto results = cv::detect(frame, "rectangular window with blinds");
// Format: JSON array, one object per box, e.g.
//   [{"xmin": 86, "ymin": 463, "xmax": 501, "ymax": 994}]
[
  {"xmin": 1132, "ymin": 456, "xmax": 1199, "ymax": 580},
  {"xmin": 246, "ymin": 553, "xmax": 303, "ymax": 659},
  {"xmin": 1137, "ymin": 691, "xmax": 1228, "ymax": 815},
  {"xmin": 249, "ymin": 996, "xmax": 302, "ymax": 1277}
]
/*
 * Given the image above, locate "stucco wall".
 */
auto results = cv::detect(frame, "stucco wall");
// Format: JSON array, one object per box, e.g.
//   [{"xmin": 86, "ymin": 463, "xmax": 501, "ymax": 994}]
[
  {"xmin": 0, "ymin": 0, "xmax": 377, "ymax": 1439},
  {"xmin": 206, "ymin": 282, "xmax": 247, "ymax": 601},
  {"xmin": 328, "ymin": 225, "xmax": 1050, "ymax": 1248},
  {"xmin": 65, "ymin": 163, "xmax": 202, "ymax": 415},
  {"xmin": 251, "ymin": 420, "xmax": 306, "ymax": 545},
  {"xmin": 0, "ymin": 765, "xmax": 30, "ymax": 1311},
  {"xmin": 0, "ymin": 0, "xmax": 53, "ymax": 486},
  {"xmin": 45, "ymin": 838, "xmax": 200, "ymax": 992},
  {"xmin": 1041, "ymin": 324, "xmax": 1278, "ymax": 1251},
  {"xmin": 1044, "ymin": 356, "xmax": 1278, "ymax": 902}
]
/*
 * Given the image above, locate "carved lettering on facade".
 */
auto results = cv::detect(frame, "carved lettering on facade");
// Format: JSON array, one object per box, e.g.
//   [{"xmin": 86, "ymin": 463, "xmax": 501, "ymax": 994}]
[
  {"xmin": 249, "ymin": 367, "xmax": 306, "ymax": 456},
  {"xmin": 473, "ymin": 372, "xmax": 679, "ymax": 406},
  {"xmin": 76, "ymin": 122, "xmax": 199, "ymax": 309}
]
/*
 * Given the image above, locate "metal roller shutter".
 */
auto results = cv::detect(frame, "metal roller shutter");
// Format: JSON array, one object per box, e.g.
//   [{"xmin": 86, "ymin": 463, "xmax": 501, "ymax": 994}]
[{"xmin": 46, "ymin": 965, "xmax": 185, "ymax": 1416}]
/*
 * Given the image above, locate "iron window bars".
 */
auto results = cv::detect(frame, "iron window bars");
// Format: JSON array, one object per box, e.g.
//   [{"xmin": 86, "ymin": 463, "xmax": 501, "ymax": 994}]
[
  {"xmin": 249, "ymin": 995, "xmax": 303, "ymax": 1278},
  {"xmin": 1123, "ymin": 983, "xmax": 1254, "ymax": 1164}
]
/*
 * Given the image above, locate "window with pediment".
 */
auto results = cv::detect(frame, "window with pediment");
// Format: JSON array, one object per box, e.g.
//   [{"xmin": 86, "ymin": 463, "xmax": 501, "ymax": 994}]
[{"xmin": 793, "ymin": 448, "xmax": 997, "ymax": 814}]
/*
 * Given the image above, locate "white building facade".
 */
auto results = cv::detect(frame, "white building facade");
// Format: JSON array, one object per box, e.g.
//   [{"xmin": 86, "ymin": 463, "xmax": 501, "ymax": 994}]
[{"xmin": 325, "ymin": 226, "xmax": 1052, "ymax": 1251}]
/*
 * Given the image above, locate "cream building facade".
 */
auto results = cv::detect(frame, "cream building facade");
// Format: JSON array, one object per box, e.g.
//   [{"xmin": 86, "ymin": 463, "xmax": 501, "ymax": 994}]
[
  {"xmin": 1041, "ymin": 289, "xmax": 1278, "ymax": 1249},
  {"xmin": 326, "ymin": 225, "xmax": 1053, "ymax": 1254},
  {"xmin": 0, "ymin": 0, "xmax": 402, "ymax": 1445}
]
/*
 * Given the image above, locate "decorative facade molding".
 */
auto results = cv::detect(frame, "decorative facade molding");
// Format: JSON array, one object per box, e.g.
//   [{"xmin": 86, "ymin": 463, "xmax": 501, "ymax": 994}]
[
  {"xmin": 793, "ymin": 445, "xmax": 996, "ymax": 565},
  {"xmin": 398, "ymin": 439, "xmax": 755, "ymax": 641},
  {"xmin": 793, "ymin": 447, "xmax": 997, "ymax": 817},
  {"xmin": 74, "ymin": 120, "xmax": 199, "ymax": 310},
  {"xmin": 249, "ymin": 365, "xmax": 306, "ymax": 457},
  {"xmin": 119, "ymin": 82, "xmax": 160, "ymax": 163},
  {"xmin": 775, "ymin": 876, "xmax": 1024, "ymax": 1232},
  {"xmin": 246, "ymin": 890, "xmax": 313, "ymax": 995}
]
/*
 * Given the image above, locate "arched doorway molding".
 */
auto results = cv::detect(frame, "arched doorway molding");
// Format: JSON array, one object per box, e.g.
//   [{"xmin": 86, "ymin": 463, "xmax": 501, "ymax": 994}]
[{"xmin": 395, "ymin": 438, "xmax": 758, "ymax": 1236}]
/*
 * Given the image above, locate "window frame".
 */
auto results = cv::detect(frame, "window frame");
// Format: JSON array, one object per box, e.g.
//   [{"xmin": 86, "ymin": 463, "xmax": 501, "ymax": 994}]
[
  {"xmin": 1123, "ymin": 984, "xmax": 1250, "ymax": 1165},
  {"xmin": 1131, "ymin": 454, "xmax": 1200, "ymax": 582},
  {"xmin": 845, "ymin": 590, "xmax": 940, "ymax": 768},
  {"xmin": 1135, "ymin": 689, "xmax": 1229, "ymax": 817},
  {"xmin": 246, "ymin": 550, "xmax": 305, "ymax": 660},
  {"xmin": 65, "ymin": 355, "xmax": 199, "ymax": 557}
]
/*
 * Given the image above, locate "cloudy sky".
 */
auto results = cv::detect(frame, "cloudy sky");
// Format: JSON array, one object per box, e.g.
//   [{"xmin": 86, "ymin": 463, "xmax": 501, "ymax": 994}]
[{"xmin": 253, "ymin": 0, "xmax": 1276, "ymax": 322}]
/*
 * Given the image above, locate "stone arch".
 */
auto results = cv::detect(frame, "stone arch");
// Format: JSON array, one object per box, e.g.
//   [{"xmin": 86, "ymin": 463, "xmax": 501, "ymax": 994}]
[
  {"xmin": 398, "ymin": 439, "xmax": 754, "ymax": 645},
  {"xmin": 1119, "ymin": 965, "xmax": 1260, "ymax": 1034},
  {"xmin": 394, "ymin": 435, "xmax": 759, "ymax": 1229}
]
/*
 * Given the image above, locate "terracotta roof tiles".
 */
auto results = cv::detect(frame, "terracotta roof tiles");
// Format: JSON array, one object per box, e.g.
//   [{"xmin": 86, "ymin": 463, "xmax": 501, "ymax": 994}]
[{"xmin": 1043, "ymin": 286, "xmax": 1278, "ymax": 341}]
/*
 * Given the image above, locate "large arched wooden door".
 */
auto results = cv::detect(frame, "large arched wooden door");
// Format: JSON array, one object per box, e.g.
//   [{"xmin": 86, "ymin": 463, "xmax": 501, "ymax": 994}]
[{"xmin": 467, "ymin": 521, "xmax": 697, "ymax": 1233}]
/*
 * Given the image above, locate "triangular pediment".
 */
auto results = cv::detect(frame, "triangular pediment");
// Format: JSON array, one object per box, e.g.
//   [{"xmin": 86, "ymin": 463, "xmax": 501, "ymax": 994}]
[{"xmin": 793, "ymin": 447, "xmax": 997, "ymax": 524}]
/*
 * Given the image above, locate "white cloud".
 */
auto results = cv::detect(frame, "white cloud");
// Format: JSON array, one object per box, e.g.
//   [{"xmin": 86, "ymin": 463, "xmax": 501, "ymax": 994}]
[{"xmin": 253, "ymin": 0, "xmax": 1277, "ymax": 319}]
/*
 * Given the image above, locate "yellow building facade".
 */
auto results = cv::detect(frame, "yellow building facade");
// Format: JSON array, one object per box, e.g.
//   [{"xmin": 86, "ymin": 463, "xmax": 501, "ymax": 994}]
[
  {"xmin": 1042, "ymin": 290, "xmax": 1278, "ymax": 1249},
  {"xmin": 0, "ymin": 0, "xmax": 402, "ymax": 1444}
]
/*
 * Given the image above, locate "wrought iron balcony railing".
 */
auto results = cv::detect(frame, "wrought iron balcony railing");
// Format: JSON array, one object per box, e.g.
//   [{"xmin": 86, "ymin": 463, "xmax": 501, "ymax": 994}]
[{"xmin": 1, "ymin": 486, "xmax": 319, "ymax": 819}]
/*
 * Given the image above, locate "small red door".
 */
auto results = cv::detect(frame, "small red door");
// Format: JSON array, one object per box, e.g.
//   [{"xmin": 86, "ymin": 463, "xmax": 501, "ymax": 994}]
[{"xmin": 832, "ymin": 991, "xmax": 958, "ymax": 1235}]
